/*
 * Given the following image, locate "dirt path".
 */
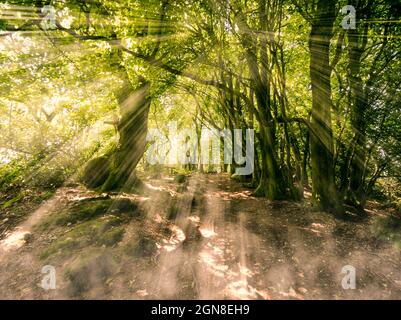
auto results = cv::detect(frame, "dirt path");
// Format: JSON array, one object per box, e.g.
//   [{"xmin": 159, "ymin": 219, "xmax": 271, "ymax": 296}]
[{"xmin": 1, "ymin": 174, "xmax": 401, "ymax": 299}]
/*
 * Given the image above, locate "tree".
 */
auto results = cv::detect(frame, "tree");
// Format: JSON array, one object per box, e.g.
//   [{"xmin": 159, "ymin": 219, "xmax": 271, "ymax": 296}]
[{"xmin": 305, "ymin": 0, "xmax": 342, "ymax": 213}]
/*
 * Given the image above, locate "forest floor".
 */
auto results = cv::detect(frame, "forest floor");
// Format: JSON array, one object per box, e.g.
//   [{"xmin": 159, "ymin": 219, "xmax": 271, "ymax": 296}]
[{"xmin": 0, "ymin": 173, "xmax": 401, "ymax": 300}]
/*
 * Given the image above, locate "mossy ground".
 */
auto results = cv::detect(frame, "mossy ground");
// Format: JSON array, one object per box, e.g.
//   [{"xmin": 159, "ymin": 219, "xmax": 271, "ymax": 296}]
[
  {"xmin": 64, "ymin": 250, "xmax": 118, "ymax": 298},
  {"xmin": 37, "ymin": 198, "xmax": 142, "ymax": 261}
]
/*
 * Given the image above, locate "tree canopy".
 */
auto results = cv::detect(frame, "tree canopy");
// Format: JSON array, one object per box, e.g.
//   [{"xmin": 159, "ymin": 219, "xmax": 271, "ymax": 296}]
[{"xmin": 1, "ymin": 0, "xmax": 400, "ymax": 215}]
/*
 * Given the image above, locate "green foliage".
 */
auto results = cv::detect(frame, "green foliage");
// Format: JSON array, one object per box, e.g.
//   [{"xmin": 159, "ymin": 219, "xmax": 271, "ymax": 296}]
[
  {"xmin": 1, "ymin": 192, "xmax": 23, "ymax": 209},
  {"xmin": 0, "ymin": 0, "xmax": 400, "ymax": 213}
]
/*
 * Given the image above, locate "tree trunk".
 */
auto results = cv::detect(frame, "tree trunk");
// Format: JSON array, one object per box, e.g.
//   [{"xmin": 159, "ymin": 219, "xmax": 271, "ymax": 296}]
[
  {"xmin": 309, "ymin": 0, "xmax": 342, "ymax": 213},
  {"xmin": 102, "ymin": 75, "xmax": 151, "ymax": 191},
  {"xmin": 347, "ymin": 22, "xmax": 368, "ymax": 208},
  {"xmin": 302, "ymin": 129, "xmax": 310, "ymax": 187},
  {"xmin": 234, "ymin": 4, "xmax": 286, "ymax": 200},
  {"xmin": 246, "ymin": 43, "xmax": 284, "ymax": 199}
]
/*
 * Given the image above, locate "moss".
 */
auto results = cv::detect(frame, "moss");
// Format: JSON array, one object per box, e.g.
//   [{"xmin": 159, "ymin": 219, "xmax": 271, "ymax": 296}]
[
  {"xmin": 38, "ymin": 197, "xmax": 141, "ymax": 261},
  {"xmin": 101, "ymin": 169, "xmax": 144, "ymax": 193},
  {"xmin": 64, "ymin": 251, "xmax": 115, "ymax": 298},
  {"xmin": 65, "ymin": 265, "xmax": 92, "ymax": 298},
  {"xmin": 39, "ymin": 216, "xmax": 126, "ymax": 260},
  {"xmin": 56, "ymin": 200, "xmax": 113, "ymax": 226},
  {"xmin": 96, "ymin": 227, "xmax": 125, "ymax": 246},
  {"xmin": 110, "ymin": 198, "xmax": 139, "ymax": 214},
  {"xmin": 40, "ymin": 237, "xmax": 82, "ymax": 260},
  {"xmin": 124, "ymin": 236, "xmax": 157, "ymax": 258},
  {"xmin": 38, "ymin": 198, "xmax": 140, "ymax": 230},
  {"xmin": 81, "ymin": 156, "xmax": 111, "ymax": 189}
]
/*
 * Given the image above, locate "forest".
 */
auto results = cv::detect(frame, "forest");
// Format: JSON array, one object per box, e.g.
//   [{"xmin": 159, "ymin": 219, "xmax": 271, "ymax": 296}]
[{"xmin": 0, "ymin": 0, "xmax": 401, "ymax": 300}]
